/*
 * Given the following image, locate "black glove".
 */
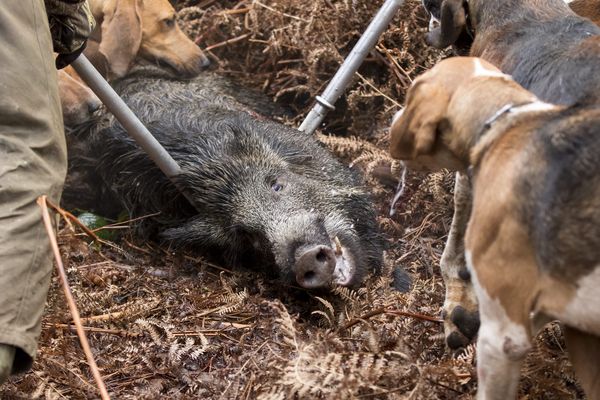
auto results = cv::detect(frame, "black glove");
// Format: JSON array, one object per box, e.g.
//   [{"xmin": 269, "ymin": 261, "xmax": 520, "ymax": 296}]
[{"xmin": 45, "ymin": 0, "xmax": 96, "ymax": 69}]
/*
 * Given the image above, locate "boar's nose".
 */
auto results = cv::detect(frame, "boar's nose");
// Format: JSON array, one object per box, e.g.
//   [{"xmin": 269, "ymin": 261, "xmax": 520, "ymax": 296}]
[{"xmin": 295, "ymin": 245, "xmax": 336, "ymax": 289}]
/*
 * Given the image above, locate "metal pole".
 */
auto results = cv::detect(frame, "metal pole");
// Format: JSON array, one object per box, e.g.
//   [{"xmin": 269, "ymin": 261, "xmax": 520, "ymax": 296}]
[
  {"xmin": 299, "ymin": 0, "xmax": 404, "ymax": 134},
  {"xmin": 71, "ymin": 55, "xmax": 198, "ymax": 207},
  {"xmin": 71, "ymin": 55, "xmax": 182, "ymax": 179}
]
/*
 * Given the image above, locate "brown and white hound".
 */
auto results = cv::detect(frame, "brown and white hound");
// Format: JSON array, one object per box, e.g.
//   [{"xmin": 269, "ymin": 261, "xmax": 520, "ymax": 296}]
[
  {"xmin": 390, "ymin": 56, "xmax": 600, "ymax": 400},
  {"xmin": 418, "ymin": 0, "xmax": 600, "ymax": 349}
]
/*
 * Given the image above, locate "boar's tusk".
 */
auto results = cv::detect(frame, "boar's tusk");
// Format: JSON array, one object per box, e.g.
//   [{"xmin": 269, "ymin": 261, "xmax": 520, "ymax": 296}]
[{"xmin": 333, "ymin": 236, "xmax": 343, "ymax": 256}]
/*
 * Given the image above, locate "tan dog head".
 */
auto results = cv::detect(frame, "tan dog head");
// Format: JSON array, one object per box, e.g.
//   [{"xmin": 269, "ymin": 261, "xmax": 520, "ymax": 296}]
[
  {"xmin": 93, "ymin": 0, "xmax": 210, "ymax": 79},
  {"xmin": 389, "ymin": 57, "xmax": 532, "ymax": 171},
  {"xmin": 58, "ymin": 66, "xmax": 102, "ymax": 125}
]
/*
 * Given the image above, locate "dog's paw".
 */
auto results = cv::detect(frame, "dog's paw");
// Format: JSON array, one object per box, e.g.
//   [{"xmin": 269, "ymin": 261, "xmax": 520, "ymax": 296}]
[
  {"xmin": 444, "ymin": 304, "xmax": 480, "ymax": 349},
  {"xmin": 441, "ymin": 268, "xmax": 480, "ymax": 350}
]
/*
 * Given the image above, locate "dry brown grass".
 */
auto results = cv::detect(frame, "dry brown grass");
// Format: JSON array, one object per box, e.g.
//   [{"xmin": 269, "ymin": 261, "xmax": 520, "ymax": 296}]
[{"xmin": 0, "ymin": 0, "xmax": 583, "ymax": 398}]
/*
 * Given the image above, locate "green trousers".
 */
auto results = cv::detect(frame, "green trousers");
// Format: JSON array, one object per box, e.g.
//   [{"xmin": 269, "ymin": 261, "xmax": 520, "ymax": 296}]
[{"xmin": 0, "ymin": 0, "xmax": 66, "ymax": 374}]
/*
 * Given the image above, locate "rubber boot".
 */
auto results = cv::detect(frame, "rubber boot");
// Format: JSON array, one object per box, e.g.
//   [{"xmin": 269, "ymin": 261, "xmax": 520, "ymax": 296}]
[{"xmin": 0, "ymin": 344, "xmax": 16, "ymax": 384}]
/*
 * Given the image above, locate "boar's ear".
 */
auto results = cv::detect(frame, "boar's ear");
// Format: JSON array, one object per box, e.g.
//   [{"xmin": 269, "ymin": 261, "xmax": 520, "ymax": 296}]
[
  {"xmin": 389, "ymin": 82, "xmax": 449, "ymax": 160},
  {"xmin": 98, "ymin": 0, "xmax": 143, "ymax": 79},
  {"xmin": 426, "ymin": 0, "xmax": 467, "ymax": 48}
]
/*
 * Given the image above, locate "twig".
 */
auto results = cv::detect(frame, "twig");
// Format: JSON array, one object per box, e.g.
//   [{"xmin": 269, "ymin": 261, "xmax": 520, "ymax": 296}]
[
  {"xmin": 386, "ymin": 309, "xmax": 442, "ymax": 323},
  {"xmin": 197, "ymin": 0, "xmax": 217, "ymax": 7},
  {"xmin": 123, "ymin": 239, "xmax": 152, "ymax": 255},
  {"xmin": 339, "ymin": 308, "xmax": 386, "ymax": 332},
  {"xmin": 183, "ymin": 255, "xmax": 235, "ymax": 273},
  {"xmin": 220, "ymin": 340, "xmax": 269, "ymax": 399},
  {"xmin": 276, "ymin": 58, "xmax": 304, "ymax": 65},
  {"xmin": 79, "ymin": 310, "xmax": 130, "ymax": 323},
  {"xmin": 356, "ymin": 72, "xmax": 403, "ymax": 107},
  {"xmin": 46, "ymin": 357, "xmax": 98, "ymax": 394},
  {"xmin": 45, "ymin": 323, "xmax": 139, "ymax": 337},
  {"xmin": 38, "ymin": 196, "xmax": 111, "ymax": 400},
  {"xmin": 220, "ymin": 7, "xmax": 251, "ymax": 15},
  {"xmin": 376, "ymin": 44, "xmax": 413, "ymax": 85},
  {"xmin": 45, "ymin": 198, "xmax": 100, "ymax": 242},
  {"xmin": 356, "ymin": 382, "xmax": 415, "ymax": 398},
  {"xmin": 339, "ymin": 307, "xmax": 442, "ymax": 332},
  {"xmin": 205, "ymin": 33, "xmax": 251, "ymax": 51},
  {"xmin": 98, "ymin": 211, "xmax": 161, "ymax": 229},
  {"xmin": 403, "ymin": 211, "xmax": 435, "ymax": 240},
  {"xmin": 173, "ymin": 323, "xmax": 252, "ymax": 334},
  {"xmin": 372, "ymin": 48, "xmax": 408, "ymax": 87},
  {"xmin": 76, "ymin": 261, "xmax": 112, "ymax": 269},
  {"xmin": 253, "ymin": 1, "xmax": 310, "ymax": 23},
  {"xmin": 426, "ymin": 378, "xmax": 465, "ymax": 395}
]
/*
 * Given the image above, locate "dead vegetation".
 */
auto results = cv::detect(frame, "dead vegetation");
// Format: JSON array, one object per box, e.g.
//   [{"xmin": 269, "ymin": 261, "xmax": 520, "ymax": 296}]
[{"xmin": 0, "ymin": 0, "xmax": 584, "ymax": 398}]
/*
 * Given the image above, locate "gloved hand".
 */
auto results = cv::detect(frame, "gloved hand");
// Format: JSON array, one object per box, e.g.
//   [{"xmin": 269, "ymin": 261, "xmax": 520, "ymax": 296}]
[{"xmin": 45, "ymin": 0, "xmax": 96, "ymax": 69}]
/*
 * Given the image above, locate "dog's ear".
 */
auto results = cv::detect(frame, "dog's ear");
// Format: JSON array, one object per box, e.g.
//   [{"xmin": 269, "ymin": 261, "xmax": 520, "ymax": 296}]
[
  {"xmin": 83, "ymin": 39, "xmax": 110, "ymax": 78},
  {"xmin": 389, "ymin": 82, "xmax": 449, "ymax": 160},
  {"xmin": 426, "ymin": 0, "xmax": 467, "ymax": 49},
  {"xmin": 98, "ymin": 0, "xmax": 143, "ymax": 79}
]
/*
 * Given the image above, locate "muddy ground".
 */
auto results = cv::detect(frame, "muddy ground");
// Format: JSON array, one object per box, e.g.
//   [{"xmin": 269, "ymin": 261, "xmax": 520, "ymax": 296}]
[{"xmin": 1, "ymin": 0, "xmax": 584, "ymax": 398}]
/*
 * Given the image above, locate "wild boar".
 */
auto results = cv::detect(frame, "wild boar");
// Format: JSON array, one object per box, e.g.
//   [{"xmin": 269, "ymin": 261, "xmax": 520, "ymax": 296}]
[{"xmin": 64, "ymin": 67, "xmax": 383, "ymax": 289}]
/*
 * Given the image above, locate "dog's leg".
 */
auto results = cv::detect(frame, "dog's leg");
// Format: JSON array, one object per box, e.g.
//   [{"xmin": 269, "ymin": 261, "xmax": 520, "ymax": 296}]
[
  {"xmin": 475, "ymin": 311, "xmax": 529, "ymax": 400},
  {"xmin": 441, "ymin": 171, "xmax": 480, "ymax": 349},
  {"xmin": 564, "ymin": 326, "xmax": 600, "ymax": 398},
  {"xmin": 466, "ymin": 252, "xmax": 532, "ymax": 400}
]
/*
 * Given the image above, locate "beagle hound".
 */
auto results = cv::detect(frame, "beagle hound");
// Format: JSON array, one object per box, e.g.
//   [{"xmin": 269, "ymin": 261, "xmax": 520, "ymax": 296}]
[
  {"xmin": 418, "ymin": 0, "xmax": 600, "ymax": 349},
  {"xmin": 390, "ymin": 56, "xmax": 600, "ymax": 400},
  {"xmin": 422, "ymin": 0, "xmax": 600, "ymax": 105}
]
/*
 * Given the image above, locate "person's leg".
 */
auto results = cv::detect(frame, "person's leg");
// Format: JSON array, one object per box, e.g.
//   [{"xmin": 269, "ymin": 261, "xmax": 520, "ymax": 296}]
[{"xmin": 0, "ymin": 0, "xmax": 66, "ymax": 381}]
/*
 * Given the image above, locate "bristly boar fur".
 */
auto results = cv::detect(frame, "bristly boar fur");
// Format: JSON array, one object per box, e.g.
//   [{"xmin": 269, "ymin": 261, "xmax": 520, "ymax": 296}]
[{"xmin": 64, "ymin": 67, "xmax": 383, "ymax": 289}]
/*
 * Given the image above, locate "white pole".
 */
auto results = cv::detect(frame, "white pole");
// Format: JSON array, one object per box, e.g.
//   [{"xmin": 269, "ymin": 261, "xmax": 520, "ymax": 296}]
[{"xmin": 299, "ymin": 0, "xmax": 405, "ymax": 134}]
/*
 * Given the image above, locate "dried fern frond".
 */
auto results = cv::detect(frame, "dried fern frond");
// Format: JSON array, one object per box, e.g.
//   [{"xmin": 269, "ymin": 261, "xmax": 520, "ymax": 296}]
[
  {"xmin": 314, "ymin": 296, "xmax": 336, "ymax": 322},
  {"xmin": 217, "ymin": 288, "xmax": 249, "ymax": 315},
  {"xmin": 270, "ymin": 301, "xmax": 299, "ymax": 351},
  {"xmin": 332, "ymin": 285, "xmax": 363, "ymax": 306}
]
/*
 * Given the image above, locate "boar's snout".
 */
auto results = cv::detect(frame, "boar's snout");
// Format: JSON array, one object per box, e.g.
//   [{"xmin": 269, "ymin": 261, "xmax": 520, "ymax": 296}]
[{"xmin": 295, "ymin": 245, "xmax": 336, "ymax": 289}]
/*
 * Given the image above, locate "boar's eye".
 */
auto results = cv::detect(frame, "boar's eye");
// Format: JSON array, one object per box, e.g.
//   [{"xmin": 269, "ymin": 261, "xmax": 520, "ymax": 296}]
[
  {"xmin": 271, "ymin": 182, "xmax": 284, "ymax": 192},
  {"xmin": 269, "ymin": 177, "xmax": 287, "ymax": 193}
]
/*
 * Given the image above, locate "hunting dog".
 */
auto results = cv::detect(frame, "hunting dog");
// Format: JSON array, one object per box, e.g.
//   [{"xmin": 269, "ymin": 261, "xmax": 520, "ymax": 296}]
[
  {"xmin": 87, "ymin": 0, "xmax": 210, "ymax": 79},
  {"xmin": 57, "ymin": 0, "xmax": 209, "ymax": 125},
  {"xmin": 58, "ymin": 66, "xmax": 101, "ymax": 125},
  {"xmin": 419, "ymin": 0, "xmax": 600, "ymax": 349},
  {"xmin": 390, "ymin": 56, "xmax": 600, "ymax": 399},
  {"xmin": 423, "ymin": 0, "xmax": 600, "ymax": 105}
]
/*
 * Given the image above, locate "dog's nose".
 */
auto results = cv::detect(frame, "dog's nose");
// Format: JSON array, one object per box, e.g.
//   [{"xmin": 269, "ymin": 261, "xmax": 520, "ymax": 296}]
[
  {"xmin": 87, "ymin": 98, "xmax": 102, "ymax": 114},
  {"xmin": 200, "ymin": 54, "xmax": 211, "ymax": 68}
]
